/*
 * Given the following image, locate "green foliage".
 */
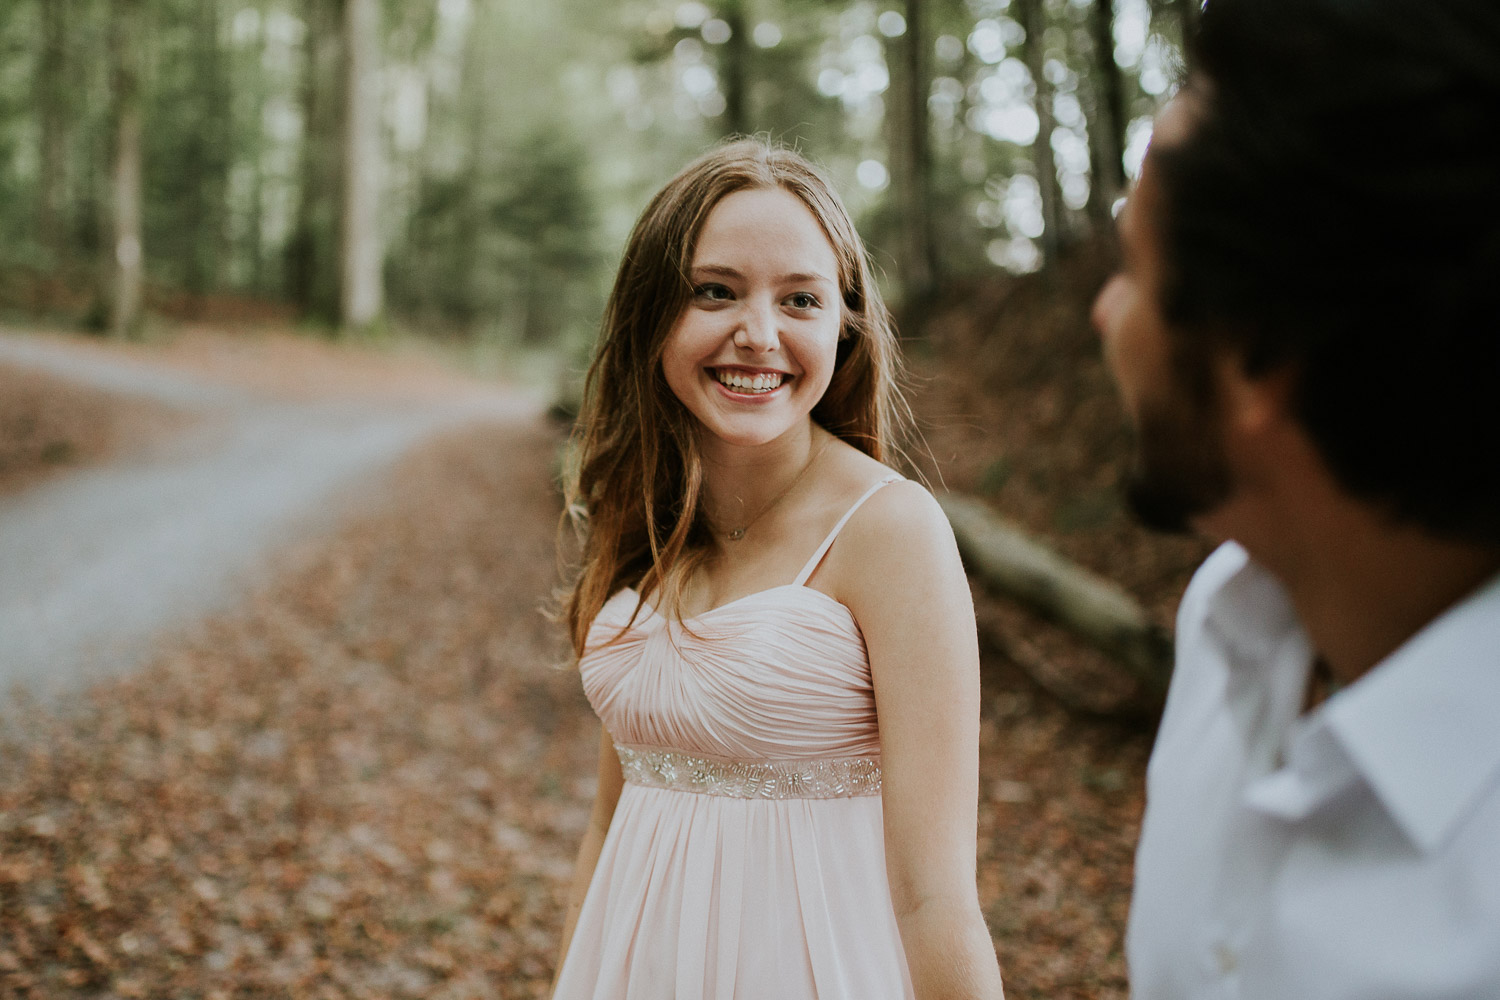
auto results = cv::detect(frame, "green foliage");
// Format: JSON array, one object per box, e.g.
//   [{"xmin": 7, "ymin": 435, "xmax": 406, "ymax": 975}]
[
  {"xmin": 979, "ymin": 456, "xmax": 1013, "ymax": 495},
  {"xmin": 0, "ymin": 0, "xmax": 1187, "ymax": 343},
  {"xmin": 144, "ymin": 0, "xmax": 233, "ymax": 295},
  {"xmin": 0, "ymin": 0, "xmax": 41, "ymax": 270},
  {"xmin": 1054, "ymin": 488, "xmax": 1120, "ymax": 532},
  {"xmin": 390, "ymin": 126, "xmax": 603, "ymax": 349}
]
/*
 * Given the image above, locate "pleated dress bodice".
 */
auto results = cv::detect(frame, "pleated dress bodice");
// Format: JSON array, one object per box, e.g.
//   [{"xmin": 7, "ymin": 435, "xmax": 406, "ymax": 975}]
[{"xmin": 582, "ymin": 581, "xmax": 881, "ymax": 765}]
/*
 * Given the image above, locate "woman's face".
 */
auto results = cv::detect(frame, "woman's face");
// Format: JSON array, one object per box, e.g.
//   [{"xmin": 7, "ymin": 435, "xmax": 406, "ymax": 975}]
[{"xmin": 660, "ymin": 186, "xmax": 843, "ymax": 452}]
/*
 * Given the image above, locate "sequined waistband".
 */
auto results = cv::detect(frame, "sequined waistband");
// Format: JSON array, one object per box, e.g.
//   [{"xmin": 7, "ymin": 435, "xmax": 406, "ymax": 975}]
[{"xmin": 615, "ymin": 744, "xmax": 882, "ymax": 800}]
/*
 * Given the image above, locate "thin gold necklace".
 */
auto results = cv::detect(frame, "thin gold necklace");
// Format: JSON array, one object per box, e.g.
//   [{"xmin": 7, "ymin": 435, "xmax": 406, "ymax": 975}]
[{"xmin": 719, "ymin": 435, "xmax": 831, "ymax": 542}]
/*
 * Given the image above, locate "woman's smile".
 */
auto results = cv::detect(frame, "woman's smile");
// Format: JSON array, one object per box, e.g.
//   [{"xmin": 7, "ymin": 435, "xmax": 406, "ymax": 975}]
[{"xmin": 711, "ymin": 366, "xmax": 790, "ymax": 397}]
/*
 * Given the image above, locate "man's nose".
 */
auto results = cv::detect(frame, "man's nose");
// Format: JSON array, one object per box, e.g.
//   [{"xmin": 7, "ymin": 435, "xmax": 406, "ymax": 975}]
[{"xmin": 1091, "ymin": 275, "xmax": 1126, "ymax": 340}]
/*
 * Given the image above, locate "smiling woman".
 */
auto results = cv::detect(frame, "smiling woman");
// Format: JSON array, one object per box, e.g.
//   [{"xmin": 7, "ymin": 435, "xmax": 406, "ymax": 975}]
[{"xmin": 552, "ymin": 140, "xmax": 1005, "ymax": 1000}]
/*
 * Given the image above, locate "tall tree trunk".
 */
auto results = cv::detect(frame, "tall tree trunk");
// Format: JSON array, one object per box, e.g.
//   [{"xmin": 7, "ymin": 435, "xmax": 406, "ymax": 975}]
[
  {"xmin": 340, "ymin": 0, "xmax": 383, "ymax": 331},
  {"xmin": 38, "ymin": 0, "xmax": 69, "ymax": 278},
  {"xmin": 247, "ymin": 148, "xmax": 265, "ymax": 294},
  {"xmin": 289, "ymin": 0, "xmax": 340, "ymax": 322},
  {"xmin": 459, "ymin": 35, "xmax": 488, "ymax": 331},
  {"xmin": 287, "ymin": 14, "xmax": 316, "ymax": 311},
  {"xmin": 720, "ymin": 0, "xmax": 750, "ymax": 136},
  {"xmin": 185, "ymin": 0, "xmax": 229, "ymax": 299},
  {"xmin": 887, "ymin": 0, "xmax": 936, "ymax": 305},
  {"xmin": 106, "ymin": 0, "xmax": 145, "ymax": 338},
  {"xmin": 1019, "ymin": 0, "xmax": 1062, "ymax": 267},
  {"xmin": 1086, "ymin": 0, "xmax": 1126, "ymax": 227}
]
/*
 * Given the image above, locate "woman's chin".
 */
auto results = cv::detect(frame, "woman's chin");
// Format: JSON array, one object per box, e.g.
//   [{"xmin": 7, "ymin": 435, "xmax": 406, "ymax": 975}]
[{"xmin": 692, "ymin": 413, "xmax": 813, "ymax": 453}]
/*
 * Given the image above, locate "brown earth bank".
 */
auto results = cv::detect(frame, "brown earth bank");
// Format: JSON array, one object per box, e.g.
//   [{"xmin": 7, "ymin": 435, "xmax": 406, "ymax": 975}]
[
  {"xmin": 0, "ymin": 364, "xmax": 192, "ymax": 497},
  {"xmin": 0, "ymin": 301, "xmax": 1201, "ymax": 998},
  {"xmin": 2, "ymin": 324, "xmax": 512, "ymax": 405},
  {"xmin": 0, "ymin": 321, "xmax": 530, "ymax": 496},
  {"xmin": 904, "ymin": 240, "xmax": 1215, "ymax": 995},
  {"xmin": 907, "ymin": 241, "xmax": 1211, "ymax": 712},
  {"xmin": 0, "ymin": 266, "xmax": 300, "ymax": 328}
]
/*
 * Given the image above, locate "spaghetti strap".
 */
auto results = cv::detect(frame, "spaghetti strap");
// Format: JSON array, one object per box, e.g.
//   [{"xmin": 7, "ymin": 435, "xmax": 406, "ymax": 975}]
[{"xmin": 791, "ymin": 474, "xmax": 905, "ymax": 587}]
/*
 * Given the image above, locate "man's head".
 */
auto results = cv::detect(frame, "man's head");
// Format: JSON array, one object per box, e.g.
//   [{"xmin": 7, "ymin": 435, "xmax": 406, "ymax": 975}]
[{"xmin": 1096, "ymin": 0, "xmax": 1500, "ymax": 543}]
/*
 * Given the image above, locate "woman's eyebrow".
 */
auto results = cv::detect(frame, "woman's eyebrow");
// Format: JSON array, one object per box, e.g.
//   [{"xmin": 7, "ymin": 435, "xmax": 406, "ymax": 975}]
[
  {"xmin": 689, "ymin": 264, "xmax": 743, "ymax": 279},
  {"xmin": 690, "ymin": 263, "xmax": 835, "ymax": 285},
  {"xmin": 781, "ymin": 271, "xmax": 836, "ymax": 286}
]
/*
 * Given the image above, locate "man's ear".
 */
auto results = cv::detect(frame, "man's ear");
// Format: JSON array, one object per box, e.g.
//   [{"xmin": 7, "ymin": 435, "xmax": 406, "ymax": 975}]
[{"xmin": 1216, "ymin": 354, "xmax": 1298, "ymax": 440}]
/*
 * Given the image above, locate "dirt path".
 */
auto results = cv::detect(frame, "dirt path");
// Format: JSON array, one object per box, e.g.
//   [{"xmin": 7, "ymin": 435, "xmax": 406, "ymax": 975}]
[{"xmin": 0, "ymin": 330, "xmax": 542, "ymax": 698}]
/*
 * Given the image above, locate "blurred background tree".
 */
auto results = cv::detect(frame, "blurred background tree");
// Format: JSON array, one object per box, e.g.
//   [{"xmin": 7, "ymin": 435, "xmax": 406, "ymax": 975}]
[{"xmin": 0, "ymin": 0, "xmax": 1192, "ymax": 351}]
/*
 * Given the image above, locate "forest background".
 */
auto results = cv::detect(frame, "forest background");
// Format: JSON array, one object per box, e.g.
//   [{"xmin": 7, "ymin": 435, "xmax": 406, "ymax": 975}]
[
  {"xmin": 3, "ymin": 0, "xmax": 1193, "ymax": 345},
  {"xmin": 0, "ymin": 0, "xmax": 1214, "ymax": 996},
  {"xmin": 4, "ymin": 0, "xmax": 1212, "ymax": 705}
]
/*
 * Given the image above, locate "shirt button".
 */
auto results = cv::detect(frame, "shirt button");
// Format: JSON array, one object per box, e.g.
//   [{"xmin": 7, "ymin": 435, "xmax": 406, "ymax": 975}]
[{"xmin": 1215, "ymin": 943, "xmax": 1238, "ymax": 975}]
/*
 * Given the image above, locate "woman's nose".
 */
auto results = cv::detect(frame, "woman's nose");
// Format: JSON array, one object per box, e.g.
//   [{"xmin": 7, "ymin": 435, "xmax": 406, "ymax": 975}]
[{"xmin": 733, "ymin": 299, "xmax": 780, "ymax": 351}]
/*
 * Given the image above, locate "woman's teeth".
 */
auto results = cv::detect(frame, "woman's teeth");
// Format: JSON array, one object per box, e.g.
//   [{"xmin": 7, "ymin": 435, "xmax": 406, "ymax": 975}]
[{"xmin": 715, "ymin": 370, "xmax": 783, "ymax": 393}]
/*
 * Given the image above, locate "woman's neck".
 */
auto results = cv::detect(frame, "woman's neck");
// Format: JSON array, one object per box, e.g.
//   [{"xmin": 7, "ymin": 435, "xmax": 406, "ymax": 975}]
[{"xmin": 698, "ymin": 422, "xmax": 822, "ymax": 539}]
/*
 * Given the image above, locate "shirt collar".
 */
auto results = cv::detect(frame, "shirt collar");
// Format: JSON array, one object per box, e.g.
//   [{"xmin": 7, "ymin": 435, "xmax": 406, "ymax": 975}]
[
  {"xmin": 1201, "ymin": 543, "xmax": 1303, "ymax": 669},
  {"xmin": 1208, "ymin": 546, "xmax": 1500, "ymax": 853},
  {"xmin": 1321, "ymin": 569, "xmax": 1500, "ymax": 853}
]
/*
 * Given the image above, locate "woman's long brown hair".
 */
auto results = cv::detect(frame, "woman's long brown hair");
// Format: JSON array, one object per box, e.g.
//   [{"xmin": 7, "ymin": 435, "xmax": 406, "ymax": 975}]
[{"xmin": 561, "ymin": 139, "xmax": 912, "ymax": 659}]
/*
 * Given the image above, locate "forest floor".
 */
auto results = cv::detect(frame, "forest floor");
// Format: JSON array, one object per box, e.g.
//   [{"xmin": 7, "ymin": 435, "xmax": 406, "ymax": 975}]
[{"xmin": 0, "ymin": 281, "xmax": 1203, "ymax": 998}]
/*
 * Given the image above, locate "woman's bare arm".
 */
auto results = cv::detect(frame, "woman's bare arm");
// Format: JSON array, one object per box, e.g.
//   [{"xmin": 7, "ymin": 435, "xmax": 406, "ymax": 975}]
[{"xmin": 837, "ymin": 481, "xmax": 1005, "ymax": 1000}]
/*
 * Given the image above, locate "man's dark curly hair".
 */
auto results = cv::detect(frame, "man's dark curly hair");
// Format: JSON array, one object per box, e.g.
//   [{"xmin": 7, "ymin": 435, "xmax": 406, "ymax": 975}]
[{"xmin": 1153, "ymin": 0, "xmax": 1500, "ymax": 544}]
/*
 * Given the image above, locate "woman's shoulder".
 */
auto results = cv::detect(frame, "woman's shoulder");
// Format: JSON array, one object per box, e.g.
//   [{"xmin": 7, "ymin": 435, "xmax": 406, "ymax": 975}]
[
  {"xmin": 848, "ymin": 478, "xmax": 953, "ymax": 554},
  {"xmin": 819, "ymin": 443, "xmax": 956, "ymax": 576},
  {"xmin": 814, "ymin": 456, "xmax": 968, "ymax": 637}
]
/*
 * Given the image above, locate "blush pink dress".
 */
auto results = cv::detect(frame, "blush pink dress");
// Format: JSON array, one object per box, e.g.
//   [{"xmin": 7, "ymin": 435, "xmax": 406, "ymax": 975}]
[{"xmin": 553, "ymin": 476, "xmax": 915, "ymax": 999}]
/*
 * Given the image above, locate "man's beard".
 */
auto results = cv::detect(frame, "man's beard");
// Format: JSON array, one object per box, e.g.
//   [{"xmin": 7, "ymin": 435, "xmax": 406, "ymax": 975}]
[{"xmin": 1123, "ymin": 391, "xmax": 1233, "ymax": 535}]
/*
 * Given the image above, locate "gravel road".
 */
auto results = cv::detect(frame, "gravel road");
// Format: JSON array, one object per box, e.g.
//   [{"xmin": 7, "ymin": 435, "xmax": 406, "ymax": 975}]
[{"xmin": 0, "ymin": 332, "xmax": 543, "ymax": 698}]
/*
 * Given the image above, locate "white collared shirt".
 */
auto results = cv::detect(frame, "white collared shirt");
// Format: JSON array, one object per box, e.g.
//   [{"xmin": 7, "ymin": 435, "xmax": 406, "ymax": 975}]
[{"xmin": 1128, "ymin": 542, "xmax": 1500, "ymax": 1000}]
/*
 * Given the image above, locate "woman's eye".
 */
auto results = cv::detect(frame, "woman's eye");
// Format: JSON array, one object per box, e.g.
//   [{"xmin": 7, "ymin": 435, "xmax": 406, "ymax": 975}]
[
  {"xmin": 694, "ymin": 283, "xmax": 732, "ymax": 301},
  {"xmin": 786, "ymin": 292, "xmax": 820, "ymax": 310}
]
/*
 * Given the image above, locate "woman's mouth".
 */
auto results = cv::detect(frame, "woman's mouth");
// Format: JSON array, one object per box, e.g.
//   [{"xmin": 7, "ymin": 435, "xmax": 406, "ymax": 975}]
[{"xmin": 712, "ymin": 369, "xmax": 785, "ymax": 394}]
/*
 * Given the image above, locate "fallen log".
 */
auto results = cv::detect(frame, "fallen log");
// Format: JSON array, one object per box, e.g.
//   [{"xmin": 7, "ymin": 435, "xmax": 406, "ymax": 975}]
[{"xmin": 938, "ymin": 493, "xmax": 1173, "ymax": 696}]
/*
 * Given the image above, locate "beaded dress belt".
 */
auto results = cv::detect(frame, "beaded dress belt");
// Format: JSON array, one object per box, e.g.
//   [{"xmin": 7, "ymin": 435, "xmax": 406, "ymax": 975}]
[{"xmin": 615, "ymin": 744, "xmax": 882, "ymax": 800}]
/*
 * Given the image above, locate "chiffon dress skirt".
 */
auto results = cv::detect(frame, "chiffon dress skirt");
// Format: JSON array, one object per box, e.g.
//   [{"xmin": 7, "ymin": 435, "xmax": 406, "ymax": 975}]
[{"xmin": 553, "ymin": 477, "xmax": 916, "ymax": 1000}]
